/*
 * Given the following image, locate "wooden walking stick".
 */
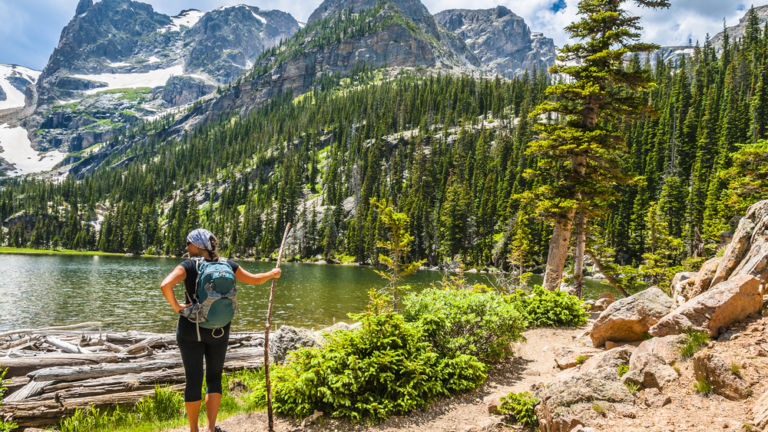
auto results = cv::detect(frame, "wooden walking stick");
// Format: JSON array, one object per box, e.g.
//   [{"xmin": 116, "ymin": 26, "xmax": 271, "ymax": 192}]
[{"xmin": 264, "ymin": 222, "xmax": 290, "ymax": 432}]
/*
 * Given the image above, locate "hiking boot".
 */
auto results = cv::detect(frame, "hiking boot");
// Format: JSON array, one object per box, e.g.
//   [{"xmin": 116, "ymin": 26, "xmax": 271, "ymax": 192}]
[{"xmin": 213, "ymin": 427, "xmax": 226, "ymax": 432}]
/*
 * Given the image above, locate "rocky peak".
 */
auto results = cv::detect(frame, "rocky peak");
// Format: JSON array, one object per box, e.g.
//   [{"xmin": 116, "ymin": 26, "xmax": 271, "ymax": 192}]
[
  {"xmin": 75, "ymin": 0, "xmax": 93, "ymax": 15},
  {"xmin": 711, "ymin": 5, "xmax": 768, "ymax": 48},
  {"xmin": 184, "ymin": 5, "xmax": 300, "ymax": 83},
  {"xmin": 435, "ymin": 6, "xmax": 555, "ymax": 77},
  {"xmin": 308, "ymin": 0, "xmax": 440, "ymax": 39}
]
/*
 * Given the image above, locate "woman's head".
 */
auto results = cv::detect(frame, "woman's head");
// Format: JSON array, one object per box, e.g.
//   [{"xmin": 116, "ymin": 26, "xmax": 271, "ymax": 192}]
[{"xmin": 186, "ymin": 228, "xmax": 219, "ymax": 259}]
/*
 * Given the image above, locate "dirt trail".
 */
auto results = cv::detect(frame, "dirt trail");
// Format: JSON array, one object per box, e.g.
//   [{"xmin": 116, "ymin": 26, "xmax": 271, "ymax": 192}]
[{"xmin": 164, "ymin": 326, "xmax": 586, "ymax": 432}]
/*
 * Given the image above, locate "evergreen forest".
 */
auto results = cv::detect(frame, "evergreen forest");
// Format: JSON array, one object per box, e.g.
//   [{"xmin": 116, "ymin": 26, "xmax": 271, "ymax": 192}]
[{"xmin": 2, "ymin": 8, "xmax": 768, "ymax": 289}]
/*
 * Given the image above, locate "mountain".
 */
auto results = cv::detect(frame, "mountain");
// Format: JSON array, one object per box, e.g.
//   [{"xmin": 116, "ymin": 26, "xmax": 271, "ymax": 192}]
[
  {"xmin": 15, "ymin": 0, "xmax": 299, "ymax": 160},
  {"xmin": 711, "ymin": 5, "xmax": 768, "ymax": 48},
  {"xmin": 0, "ymin": 64, "xmax": 39, "ymax": 115},
  {"xmin": 434, "ymin": 6, "xmax": 556, "ymax": 78}
]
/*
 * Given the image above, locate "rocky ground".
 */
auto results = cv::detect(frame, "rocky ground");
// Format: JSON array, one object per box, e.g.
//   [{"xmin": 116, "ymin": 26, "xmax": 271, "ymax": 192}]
[{"xmin": 163, "ymin": 311, "xmax": 768, "ymax": 432}]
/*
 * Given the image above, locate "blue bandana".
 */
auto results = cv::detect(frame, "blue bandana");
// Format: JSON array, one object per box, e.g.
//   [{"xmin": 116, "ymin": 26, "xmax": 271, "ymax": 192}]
[{"xmin": 187, "ymin": 228, "xmax": 214, "ymax": 250}]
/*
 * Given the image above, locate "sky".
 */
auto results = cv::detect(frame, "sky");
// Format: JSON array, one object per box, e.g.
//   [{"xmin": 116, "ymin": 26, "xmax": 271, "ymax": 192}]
[{"xmin": 0, "ymin": 0, "xmax": 752, "ymax": 70}]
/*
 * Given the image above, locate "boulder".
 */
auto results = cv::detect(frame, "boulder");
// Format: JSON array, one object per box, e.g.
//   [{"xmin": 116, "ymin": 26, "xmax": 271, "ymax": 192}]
[
  {"xmin": 535, "ymin": 371, "xmax": 634, "ymax": 432},
  {"xmin": 594, "ymin": 297, "xmax": 613, "ymax": 311},
  {"xmin": 752, "ymin": 389, "xmax": 768, "ymax": 431},
  {"xmin": 621, "ymin": 352, "xmax": 678, "ymax": 390},
  {"xmin": 270, "ymin": 325, "xmax": 323, "ymax": 363},
  {"xmin": 692, "ymin": 351, "xmax": 749, "ymax": 400},
  {"xmin": 580, "ymin": 346, "xmax": 634, "ymax": 379},
  {"xmin": 688, "ymin": 257, "xmax": 722, "ymax": 299},
  {"xmin": 710, "ymin": 199, "xmax": 768, "ymax": 288},
  {"xmin": 631, "ymin": 334, "xmax": 686, "ymax": 365},
  {"xmin": 590, "ymin": 287, "xmax": 675, "ymax": 347},
  {"xmin": 649, "ymin": 274, "xmax": 762, "ymax": 337},
  {"xmin": 670, "ymin": 271, "xmax": 698, "ymax": 303},
  {"xmin": 553, "ymin": 346, "xmax": 601, "ymax": 370}
]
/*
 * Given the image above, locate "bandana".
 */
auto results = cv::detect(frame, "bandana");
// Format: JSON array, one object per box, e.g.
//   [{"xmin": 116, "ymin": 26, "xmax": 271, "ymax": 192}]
[{"xmin": 187, "ymin": 228, "xmax": 214, "ymax": 250}]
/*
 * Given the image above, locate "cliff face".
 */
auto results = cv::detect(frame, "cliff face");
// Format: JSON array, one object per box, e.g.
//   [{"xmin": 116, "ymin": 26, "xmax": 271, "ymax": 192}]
[
  {"xmin": 20, "ymin": 0, "xmax": 299, "ymax": 157},
  {"xmin": 434, "ymin": 6, "xmax": 556, "ymax": 78}
]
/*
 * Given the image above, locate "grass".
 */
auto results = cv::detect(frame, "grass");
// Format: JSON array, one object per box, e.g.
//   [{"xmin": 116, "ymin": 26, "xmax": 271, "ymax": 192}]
[
  {"xmin": 694, "ymin": 377, "xmax": 713, "ymax": 395},
  {"xmin": 617, "ymin": 364, "xmax": 629, "ymax": 377},
  {"xmin": 574, "ymin": 355, "xmax": 588, "ymax": 365},
  {"xmin": 624, "ymin": 381, "xmax": 640, "ymax": 393},
  {"xmin": 681, "ymin": 330, "xmax": 710, "ymax": 359},
  {"xmin": 0, "ymin": 247, "xmax": 126, "ymax": 257},
  {"xmin": 57, "ymin": 371, "xmax": 267, "ymax": 432},
  {"xmin": 591, "ymin": 402, "xmax": 606, "ymax": 415}
]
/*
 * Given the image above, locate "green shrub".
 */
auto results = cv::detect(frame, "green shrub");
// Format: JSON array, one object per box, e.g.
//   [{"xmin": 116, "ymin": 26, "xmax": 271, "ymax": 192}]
[
  {"xmin": 508, "ymin": 285, "xmax": 588, "ymax": 327},
  {"xmin": 402, "ymin": 288, "xmax": 527, "ymax": 363},
  {"xmin": 270, "ymin": 312, "xmax": 487, "ymax": 422},
  {"xmin": 681, "ymin": 330, "xmax": 709, "ymax": 359},
  {"xmin": 498, "ymin": 392, "xmax": 539, "ymax": 427}
]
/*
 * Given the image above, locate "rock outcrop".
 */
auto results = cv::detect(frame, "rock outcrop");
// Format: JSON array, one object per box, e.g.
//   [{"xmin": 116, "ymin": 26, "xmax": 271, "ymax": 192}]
[
  {"xmin": 692, "ymin": 351, "xmax": 749, "ymax": 400},
  {"xmin": 709, "ymin": 199, "xmax": 768, "ymax": 289},
  {"xmin": 621, "ymin": 352, "xmax": 678, "ymax": 390},
  {"xmin": 589, "ymin": 287, "xmax": 675, "ymax": 347},
  {"xmin": 434, "ymin": 6, "xmax": 556, "ymax": 78},
  {"xmin": 649, "ymin": 274, "xmax": 762, "ymax": 337}
]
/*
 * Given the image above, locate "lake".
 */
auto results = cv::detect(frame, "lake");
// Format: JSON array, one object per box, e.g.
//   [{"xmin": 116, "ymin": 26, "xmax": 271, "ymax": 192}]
[{"xmin": 0, "ymin": 254, "xmax": 615, "ymax": 332}]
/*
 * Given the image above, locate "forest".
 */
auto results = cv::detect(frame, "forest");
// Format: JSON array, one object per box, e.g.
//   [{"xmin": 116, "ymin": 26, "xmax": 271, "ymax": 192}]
[{"xmin": 0, "ymin": 8, "xmax": 767, "ymax": 290}]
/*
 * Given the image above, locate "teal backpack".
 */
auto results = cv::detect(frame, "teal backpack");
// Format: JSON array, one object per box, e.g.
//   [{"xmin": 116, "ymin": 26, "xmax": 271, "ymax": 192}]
[{"xmin": 179, "ymin": 257, "xmax": 238, "ymax": 340}]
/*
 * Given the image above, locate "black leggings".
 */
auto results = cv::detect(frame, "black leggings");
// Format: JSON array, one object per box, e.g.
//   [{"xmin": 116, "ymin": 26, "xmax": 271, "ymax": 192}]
[{"xmin": 176, "ymin": 318, "xmax": 230, "ymax": 402}]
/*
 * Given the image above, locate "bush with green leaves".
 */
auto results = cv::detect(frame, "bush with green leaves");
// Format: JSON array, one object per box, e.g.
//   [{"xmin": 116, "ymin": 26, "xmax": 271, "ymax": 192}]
[
  {"xmin": 402, "ymin": 287, "xmax": 527, "ymax": 363},
  {"xmin": 498, "ymin": 391, "xmax": 539, "ymax": 427},
  {"xmin": 508, "ymin": 285, "xmax": 588, "ymax": 327},
  {"xmin": 269, "ymin": 312, "xmax": 487, "ymax": 422}
]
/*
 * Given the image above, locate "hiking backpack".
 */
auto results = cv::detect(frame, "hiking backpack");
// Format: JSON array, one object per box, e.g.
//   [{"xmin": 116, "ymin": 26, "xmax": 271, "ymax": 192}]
[{"xmin": 180, "ymin": 257, "xmax": 238, "ymax": 339}]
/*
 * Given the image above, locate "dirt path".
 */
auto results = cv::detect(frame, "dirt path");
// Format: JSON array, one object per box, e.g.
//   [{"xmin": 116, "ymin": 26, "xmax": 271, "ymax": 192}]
[{"xmin": 164, "ymin": 326, "xmax": 587, "ymax": 432}]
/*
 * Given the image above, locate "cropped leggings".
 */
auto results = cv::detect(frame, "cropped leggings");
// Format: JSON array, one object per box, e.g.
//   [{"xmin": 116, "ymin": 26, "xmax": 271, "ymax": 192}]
[{"xmin": 176, "ymin": 317, "xmax": 230, "ymax": 402}]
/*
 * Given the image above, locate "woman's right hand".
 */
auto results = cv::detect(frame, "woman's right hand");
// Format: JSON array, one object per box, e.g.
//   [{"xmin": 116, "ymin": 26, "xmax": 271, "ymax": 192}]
[{"xmin": 174, "ymin": 303, "xmax": 189, "ymax": 313}]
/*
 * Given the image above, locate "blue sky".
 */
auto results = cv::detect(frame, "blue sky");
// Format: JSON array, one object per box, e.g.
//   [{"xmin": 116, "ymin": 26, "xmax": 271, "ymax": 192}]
[{"xmin": 0, "ymin": 0, "xmax": 751, "ymax": 70}]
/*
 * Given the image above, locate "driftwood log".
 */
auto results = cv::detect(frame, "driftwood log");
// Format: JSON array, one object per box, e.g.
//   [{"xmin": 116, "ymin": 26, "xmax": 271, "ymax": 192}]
[{"xmin": 0, "ymin": 324, "xmax": 267, "ymax": 427}]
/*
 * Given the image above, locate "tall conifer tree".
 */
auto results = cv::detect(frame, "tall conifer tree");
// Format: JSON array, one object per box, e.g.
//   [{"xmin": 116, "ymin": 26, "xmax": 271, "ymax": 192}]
[{"xmin": 526, "ymin": 0, "xmax": 670, "ymax": 291}]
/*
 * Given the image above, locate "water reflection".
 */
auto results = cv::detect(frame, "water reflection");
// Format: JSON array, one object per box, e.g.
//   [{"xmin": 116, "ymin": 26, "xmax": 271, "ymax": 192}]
[{"xmin": 0, "ymin": 255, "xmax": 613, "ymax": 332}]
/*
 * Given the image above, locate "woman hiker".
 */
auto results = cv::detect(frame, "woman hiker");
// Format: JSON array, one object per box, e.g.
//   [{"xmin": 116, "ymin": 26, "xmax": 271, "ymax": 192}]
[{"xmin": 161, "ymin": 228, "xmax": 281, "ymax": 432}]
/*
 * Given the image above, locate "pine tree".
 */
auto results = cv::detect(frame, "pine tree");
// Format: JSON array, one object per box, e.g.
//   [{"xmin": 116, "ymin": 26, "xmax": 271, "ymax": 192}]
[{"xmin": 526, "ymin": 0, "xmax": 670, "ymax": 290}]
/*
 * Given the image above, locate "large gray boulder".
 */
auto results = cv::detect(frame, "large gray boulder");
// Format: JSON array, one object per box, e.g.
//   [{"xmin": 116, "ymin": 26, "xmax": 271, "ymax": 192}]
[
  {"xmin": 630, "ymin": 334, "xmax": 686, "ymax": 365},
  {"xmin": 621, "ymin": 352, "xmax": 678, "ymax": 390},
  {"xmin": 710, "ymin": 199, "xmax": 768, "ymax": 289},
  {"xmin": 590, "ymin": 287, "xmax": 675, "ymax": 347},
  {"xmin": 535, "ymin": 371, "xmax": 634, "ymax": 432},
  {"xmin": 649, "ymin": 274, "xmax": 762, "ymax": 337},
  {"xmin": 269, "ymin": 325, "xmax": 323, "ymax": 363}
]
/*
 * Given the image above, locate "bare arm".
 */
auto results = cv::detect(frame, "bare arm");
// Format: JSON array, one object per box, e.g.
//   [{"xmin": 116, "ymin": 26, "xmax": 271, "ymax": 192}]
[
  {"xmin": 235, "ymin": 266, "xmax": 281, "ymax": 285},
  {"xmin": 160, "ymin": 265, "xmax": 187, "ymax": 313}
]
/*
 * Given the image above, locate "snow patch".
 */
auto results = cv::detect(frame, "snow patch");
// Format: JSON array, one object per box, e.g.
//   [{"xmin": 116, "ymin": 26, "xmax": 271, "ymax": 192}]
[
  {"xmin": 72, "ymin": 64, "xmax": 185, "ymax": 94},
  {"xmin": 0, "ymin": 124, "xmax": 66, "ymax": 176},
  {"xmin": 148, "ymin": 56, "xmax": 162, "ymax": 63},
  {"xmin": 0, "ymin": 64, "xmax": 40, "ymax": 110},
  {"xmin": 159, "ymin": 9, "xmax": 204, "ymax": 33},
  {"xmin": 251, "ymin": 11, "xmax": 266, "ymax": 24},
  {"xmin": 107, "ymin": 61, "xmax": 131, "ymax": 68}
]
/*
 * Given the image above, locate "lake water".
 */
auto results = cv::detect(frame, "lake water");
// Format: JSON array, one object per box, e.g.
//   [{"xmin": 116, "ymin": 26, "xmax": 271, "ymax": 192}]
[{"xmin": 0, "ymin": 255, "xmax": 614, "ymax": 332}]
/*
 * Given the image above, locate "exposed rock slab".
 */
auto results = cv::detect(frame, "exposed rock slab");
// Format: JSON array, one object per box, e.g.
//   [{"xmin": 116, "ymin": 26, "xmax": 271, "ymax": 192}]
[
  {"xmin": 590, "ymin": 287, "xmax": 675, "ymax": 347},
  {"xmin": 692, "ymin": 351, "xmax": 749, "ymax": 400},
  {"xmin": 631, "ymin": 334, "xmax": 686, "ymax": 365},
  {"xmin": 710, "ymin": 199, "xmax": 768, "ymax": 289},
  {"xmin": 649, "ymin": 274, "xmax": 762, "ymax": 337},
  {"xmin": 622, "ymin": 352, "xmax": 678, "ymax": 390}
]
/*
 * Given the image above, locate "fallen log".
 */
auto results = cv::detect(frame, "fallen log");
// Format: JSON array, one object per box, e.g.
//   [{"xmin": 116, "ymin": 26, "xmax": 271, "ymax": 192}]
[
  {"xmin": 0, "ymin": 353, "xmax": 120, "ymax": 377},
  {"xmin": 42, "ymin": 336, "xmax": 93, "ymax": 354},
  {"xmin": 4, "ymin": 380, "xmax": 54, "ymax": 402},
  {"xmin": 1, "ymin": 384, "xmax": 185, "ymax": 428}
]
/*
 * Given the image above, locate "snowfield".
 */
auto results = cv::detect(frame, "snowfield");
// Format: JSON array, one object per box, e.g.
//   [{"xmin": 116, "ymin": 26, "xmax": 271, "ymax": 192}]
[
  {"xmin": 0, "ymin": 64, "xmax": 40, "ymax": 110},
  {"xmin": 0, "ymin": 124, "xmax": 67, "ymax": 176},
  {"xmin": 251, "ymin": 11, "xmax": 266, "ymax": 24},
  {"xmin": 72, "ymin": 64, "xmax": 185, "ymax": 94},
  {"xmin": 160, "ymin": 9, "xmax": 204, "ymax": 33}
]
